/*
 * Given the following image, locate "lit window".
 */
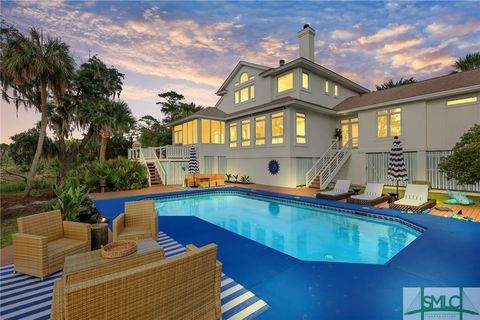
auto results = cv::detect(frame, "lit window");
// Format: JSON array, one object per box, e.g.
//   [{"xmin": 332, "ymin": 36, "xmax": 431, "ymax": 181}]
[
  {"xmin": 249, "ymin": 75, "xmax": 255, "ymax": 80},
  {"xmin": 250, "ymin": 85, "xmax": 255, "ymax": 99},
  {"xmin": 334, "ymin": 84, "xmax": 338, "ymax": 97},
  {"xmin": 220, "ymin": 122, "xmax": 225, "ymax": 144},
  {"xmin": 241, "ymin": 120, "xmax": 251, "ymax": 146},
  {"xmin": 325, "ymin": 81, "xmax": 329, "ymax": 94},
  {"xmin": 377, "ymin": 108, "xmax": 401, "ymax": 138},
  {"xmin": 447, "ymin": 97, "xmax": 477, "ymax": 106},
  {"xmin": 229, "ymin": 123, "xmax": 237, "ymax": 148},
  {"xmin": 235, "ymin": 85, "xmax": 255, "ymax": 104},
  {"xmin": 234, "ymin": 82, "xmax": 239, "ymax": 87},
  {"xmin": 296, "ymin": 112, "xmax": 306, "ymax": 144},
  {"xmin": 174, "ymin": 125, "xmax": 182, "ymax": 145},
  {"xmin": 240, "ymin": 87, "xmax": 249, "ymax": 102},
  {"xmin": 255, "ymin": 116, "xmax": 266, "ymax": 145},
  {"xmin": 201, "ymin": 119, "xmax": 210, "ymax": 144},
  {"xmin": 192, "ymin": 120, "xmax": 198, "ymax": 144},
  {"xmin": 211, "ymin": 120, "xmax": 221, "ymax": 144},
  {"xmin": 271, "ymin": 112, "xmax": 284, "ymax": 144},
  {"xmin": 234, "ymin": 91, "xmax": 239, "ymax": 104},
  {"xmin": 341, "ymin": 118, "xmax": 358, "ymax": 148},
  {"xmin": 277, "ymin": 72, "xmax": 293, "ymax": 93},
  {"xmin": 240, "ymin": 72, "xmax": 249, "ymax": 83},
  {"xmin": 302, "ymin": 72, "xmax": 309, "ymax": 89}
]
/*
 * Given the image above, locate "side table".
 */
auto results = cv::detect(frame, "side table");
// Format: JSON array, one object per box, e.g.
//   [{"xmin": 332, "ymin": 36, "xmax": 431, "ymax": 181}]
[{"xmin": 91, "ymin": 223, "xmax": 109, "ymax": 250}]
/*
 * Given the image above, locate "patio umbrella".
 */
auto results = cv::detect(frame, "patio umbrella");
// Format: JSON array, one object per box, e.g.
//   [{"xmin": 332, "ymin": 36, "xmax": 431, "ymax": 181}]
[
  {"xmin": 188, "ymin": 145, "xmax": 199, "ymax": 187},
  {"xmin": 387, "ymin": 136, "xmax": 408, "ymax": 195}
]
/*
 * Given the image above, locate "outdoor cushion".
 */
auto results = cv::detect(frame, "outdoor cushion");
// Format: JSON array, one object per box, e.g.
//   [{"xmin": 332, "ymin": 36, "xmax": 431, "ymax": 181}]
[
  {"xmin": 118, "ymin": 225, "xmax": 152, "ymax": 240},
  {"xmin": 454, "ymin": 192, "xmax": 475, "ymax": 205}
]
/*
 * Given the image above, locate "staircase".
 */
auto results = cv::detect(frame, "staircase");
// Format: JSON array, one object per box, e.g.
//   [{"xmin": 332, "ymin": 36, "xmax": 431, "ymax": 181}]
[
  {"xmin": 306, "ymin": 139, "xmax": 353, "ymax": 189},
  {"xmin": 146, "ymin": 162, "xmax": 162, "ymax": 185}
]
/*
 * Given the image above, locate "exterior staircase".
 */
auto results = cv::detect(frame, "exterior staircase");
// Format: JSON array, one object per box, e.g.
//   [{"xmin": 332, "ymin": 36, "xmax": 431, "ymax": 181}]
[
  {"xmin": 146, "ymin": 162, "xmax": 162, "ymax": 185},
  {"xmin": 306, "ymin": 139, "xmax": 353, "ymax": 189}
]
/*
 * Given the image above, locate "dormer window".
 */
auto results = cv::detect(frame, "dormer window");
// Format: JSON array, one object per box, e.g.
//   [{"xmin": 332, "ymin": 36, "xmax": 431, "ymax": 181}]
[
  {"xmin": 240, "ymin": 72, "xmax": 249, "ymax": 83},
  {"xmin": 234, "ymin": 72, "xmax": 255, "ymax": 104}
]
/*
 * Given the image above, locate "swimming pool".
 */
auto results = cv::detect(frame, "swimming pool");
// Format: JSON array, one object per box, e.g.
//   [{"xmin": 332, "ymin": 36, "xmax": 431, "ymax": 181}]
[{"xmin": 154, "ymin": 192, "xmax": 421, "ymax": 264}]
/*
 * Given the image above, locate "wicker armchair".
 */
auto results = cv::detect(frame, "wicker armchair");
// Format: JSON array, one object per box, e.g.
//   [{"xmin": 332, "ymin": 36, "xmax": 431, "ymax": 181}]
[
  {"xmin": 51, "ymin": 243, "xmax": 222, "ymax": 320},
  {"xmin": 113, "ymin": 200, "xmax": 158, "ymax": 242},
  {"xmin": 12, "ymin": 210, "xmax": 91, "ymax": 278}
]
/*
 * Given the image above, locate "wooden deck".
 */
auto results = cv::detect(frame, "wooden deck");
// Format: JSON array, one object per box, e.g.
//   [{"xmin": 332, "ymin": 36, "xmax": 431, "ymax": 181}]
[{"xmin": 376, "ymin": 201, "xmax": 480, "ymax": 221}]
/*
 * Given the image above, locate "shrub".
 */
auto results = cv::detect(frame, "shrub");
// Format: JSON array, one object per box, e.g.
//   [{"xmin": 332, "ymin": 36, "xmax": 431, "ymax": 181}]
[
  {"xmin": 50, "ymin": 183, "xmax": 89, "ymax": 221},
  {"xmin": 0, "ymin": 180, "xmax": 26, "ymax": 193},
  {"xmin": 240, "ymin": 175, "xmax": 250, "ymax": 183}
]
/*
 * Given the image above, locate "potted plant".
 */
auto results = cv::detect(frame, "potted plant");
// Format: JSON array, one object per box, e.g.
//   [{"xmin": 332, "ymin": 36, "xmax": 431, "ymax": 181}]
[{"xmin": 334, "ymin": 128, "xmax": 342, "ymax": 141}]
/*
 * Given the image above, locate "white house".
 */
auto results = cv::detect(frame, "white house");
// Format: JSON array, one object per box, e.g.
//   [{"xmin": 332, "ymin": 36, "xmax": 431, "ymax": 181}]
[{"xmin": 129, "ymin": 25, "xmax": 480, "ymax": 192}]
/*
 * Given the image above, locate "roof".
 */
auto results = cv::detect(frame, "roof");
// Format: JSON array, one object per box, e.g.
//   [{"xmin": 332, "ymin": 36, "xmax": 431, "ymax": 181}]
[
  {"xmin": 215, "ymin": 61, "xmax": 270, "ymax": 95},
  {"xmin": 165, "ymin": 107, "xmax": 227, "ymax": 127},
  {"xmin": 259, "ymin": 57, "xmax": 370, "ymax": 94},
  {"xmin": 335, "ymin": 69, "xmax": 480, "ymax": 112}
]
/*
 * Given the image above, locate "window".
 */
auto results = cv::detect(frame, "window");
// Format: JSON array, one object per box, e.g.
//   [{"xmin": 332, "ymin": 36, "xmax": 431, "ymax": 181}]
[
  {"xmin": 176, "ymin": 120, "xmax": 198, "ymax": 145},
  {"xmin": 377, "ymin": 108, "xmax": 401, "ymax": 138},
  {"xmin": 302, "ymin": 72, "xmax": 309, "ymax": 89},
  {"xmin": 271, "ymin": 112, "xmax": 284, "ymax": 144},
  {"xmin": 241, "ymin": 120, "xmax": 251, "ymax": 146},
  {"xmin": 334, "ymin": 84, "xmax": 338, "ymax": 97},
  {"xmin": 277, "ymin": 72, "xmax": 293, "ymax": 93},
  {"xmin": 447, "ymin": 97, "xmax": 477, "ymax": 106},
  {"xmin": 240, "ymin": 72, "xmax": 249, "ymax": 83},
  {"xmin": 173, "ymin": 125, "xmax": 183, "ymax": 145},
  {"xmin": 255, "ymin": 116, "xmax": 266, "ymax": 145},
  {"xmin": 324, "ymin": 80, "xmax": 329, "ymax": 94},
  {"xmin": 341, "ymin": 118, "xmax": 358, "ymax": 148},
  {"xmin": 234, "ymin": 85, "xmax": 255, "ymax": 104},
  {"xmin": 295, "ymin": 113, "xmax": 306, "ymax": 144},
  {"xmin": 229, "ymin": 123, "xmax": 237, "ymax": 148},
  {"xmin": 201, "ymin": 119, "xmax": 225, "ymax": 144}
]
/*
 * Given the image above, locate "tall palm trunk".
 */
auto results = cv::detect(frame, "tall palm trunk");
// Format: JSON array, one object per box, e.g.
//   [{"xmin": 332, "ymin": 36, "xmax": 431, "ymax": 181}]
[
  {"xmin": 24, "ymin": 78, "xmax": 48, "ymax": 197},
  {"xmin": 99, "ymin": 126, "xmax": 110, "ymax": 161}
]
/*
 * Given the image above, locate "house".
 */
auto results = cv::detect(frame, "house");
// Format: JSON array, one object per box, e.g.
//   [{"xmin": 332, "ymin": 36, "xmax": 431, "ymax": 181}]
[{"xmin": 129, "ymin": 25, "xmax": 480, "ymax": 191}]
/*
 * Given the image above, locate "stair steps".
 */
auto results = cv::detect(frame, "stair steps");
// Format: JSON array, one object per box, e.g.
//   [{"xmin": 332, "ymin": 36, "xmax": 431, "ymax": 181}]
[{"xmin": 146, "ymin": 162, "xmax": 162, "ymax": 185}]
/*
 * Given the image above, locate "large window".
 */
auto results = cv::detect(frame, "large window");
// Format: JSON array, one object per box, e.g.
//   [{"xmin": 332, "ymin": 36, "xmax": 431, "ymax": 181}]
[
  {"xmin": 302, "ymin": 72, "xmax": 309, "ymax": 89},
  {"xmin": 175, "ymin": 119, "xmax": 198, "ymax": 145},
  {"xmin": 296, "ymin": 112, "xmax": 306, "ymax": 144},
  {"xmin": 235, "ymin": 85, "xmax": 255, "ymax": 104},
  {"xmin": 271, "ymin": 112, "xmax": 284, "ymax": 144},
  {"xmin": 241, "ymin": 120, "xmax": 251, "ymax": 146},
  {"xmin": 277, "ymin": 72, "xmax": 293, "ymax": 93},
  {"xmin": 201, "ymin": 119, "xmax": 225, "ymax": 144},
  {"xmin": 447, "ymin": 96, "xmax": 477, "ymax": 106},
  {"xmin": 341, "ymin": 118, "xmax": 358, "ymax": 148},
  {"xmin": 229, "ymin": 123, "xmax": 237, "ymax": 148},
  {"xmin": 377, "ymin": 108, "xmax": 401, "ymax": 138},
  {"xmin": 255, "ymin": 116, "xmax": 266, "ymax": 145}
]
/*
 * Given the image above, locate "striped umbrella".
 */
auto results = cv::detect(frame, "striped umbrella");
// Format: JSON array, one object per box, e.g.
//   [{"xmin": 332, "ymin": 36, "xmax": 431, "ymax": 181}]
[
  {"xmin": 387, "ymin": 136, "xmax": 408, "ymax": 195},
  {"xmin": 188, "ymin": 145, "xmax": 199, "ymax": 174}
]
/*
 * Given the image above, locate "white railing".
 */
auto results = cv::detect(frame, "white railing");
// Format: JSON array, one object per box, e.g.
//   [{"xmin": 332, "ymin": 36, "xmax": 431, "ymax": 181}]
[
  {"xmin": 318, "ymin": 139, "xmax": 352, "ymax": 189},
  {"xmin": 129, "ymin": 146, "xmax": 190, "ymax": 160},
  {"xmin": 305, "ymin": 139, "xmax": 340, "ymax": 187},
  {"xmin": 150, "ymin": 151, "xmax": 167, "ymax": 186},
  {"xmin": 137, "ymin": 149, "xmax": 151, "ymax": 187}
]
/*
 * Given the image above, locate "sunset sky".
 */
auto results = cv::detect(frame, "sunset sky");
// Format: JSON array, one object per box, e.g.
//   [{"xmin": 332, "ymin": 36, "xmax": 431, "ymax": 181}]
[{"xmin": 1, "ymin": 1, "xmax": 479, "ymax": 143}]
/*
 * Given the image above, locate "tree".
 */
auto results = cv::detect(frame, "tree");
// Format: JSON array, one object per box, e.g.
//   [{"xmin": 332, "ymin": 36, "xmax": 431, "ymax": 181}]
[
  {"xmin": 376, "ymin": 77, "xmax": 416, "ymax": 91},
  {"xmin": 1, "ymin": 24, "xmax": 74, "ymax": 196},
  {"xmin": 452, "ymin": 52, "xmax": 480, "ymax": 72},
  {"xmin": 9, "ymin": 127, "xmax": 56, "ymax": 166},
  {"xmin": 438, "ymin": 124, "xmax": 480, "ymax": 185},
  {"xmin": 156, "ymin": 91, "xmax": 202, "ymax": 124},
  {"xmin": 137, "ymin": 115, "xmax": 172, "ymax": 147}
]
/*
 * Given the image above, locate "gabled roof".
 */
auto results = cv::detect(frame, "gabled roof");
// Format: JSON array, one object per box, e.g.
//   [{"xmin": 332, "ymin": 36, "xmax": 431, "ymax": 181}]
[
  {"xmin": 334, "ymin": 68, "xmax": 480, "ymax": 112},
  {"xmin": 215, "ymin": 61, "xmax": 270, "ymax": 96},
  {"xmin": 259, "ymin": 57, "xmax": 370, "ymax": 94}
]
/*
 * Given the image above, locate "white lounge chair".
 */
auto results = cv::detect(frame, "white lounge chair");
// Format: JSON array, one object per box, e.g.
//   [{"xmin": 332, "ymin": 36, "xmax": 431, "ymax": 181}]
[
  {"xmin": 347, "ymin": 183, "xmax": 389, "ymax": 205},
  {"xmin": 316, "ymin": 180, "xmax": 353, "ymax": 200},
  {"xmin": 389, "ymin": 184, "xmax": 436, "ymax": 212}
]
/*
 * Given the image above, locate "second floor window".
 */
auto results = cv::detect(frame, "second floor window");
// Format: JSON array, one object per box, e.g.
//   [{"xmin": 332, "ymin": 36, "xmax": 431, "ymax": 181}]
[
  {"xmin": 255, "ymin": 116, "xmax": 266, "ymax": 145},
  {"xmin": 334, "ymin": 84, "xmax": 339, "ymax": 97},
  {"xmin": 377, "ymin": 108, "xmax": 401, "ymax": 138},
  {"xmin": 302, "ymin": 72, "xmax": 309, "ymax": 89},
  {"xmin": 296, "ymin": 112, "xmax": 306, "ymax": 144},
  {"xmin": 271, "ymin": 112, "xmax": 284, "ymax": 144},
  {"xmin": 324, "ymin": 80, "xmax": 329, "ymax": 94},
  {"xmin": 234, "ymin": 85, "xmax": 255, "ymax": 104},
  {"xmin": 241, "ymin": 120, "xmax": 251, "ymax": 146},
  {"xmin": 201, "ymin": 119, "xmax": 225, "ymax": 144},
  {"xmin": 229, "ymin": 123, "xmax": 237, "ymax": 148},
  {"xmin": 277, "ymin": 72, "xmax": 293, "ymax": 93},
  {"xmin": 341, "ymin": 118, "xmax": 358, "ymax": 148}
]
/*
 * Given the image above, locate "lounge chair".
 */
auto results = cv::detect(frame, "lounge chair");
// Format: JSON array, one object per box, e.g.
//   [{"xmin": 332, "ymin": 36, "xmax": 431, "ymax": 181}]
[
  {"xmin": 389, "ymin": 184, "xmax": 436, "ymax": 212},
  {"xmin": 347, "ymin": 183, "xmax": 389, "ymax": 205},
  {"xmin": 214, "ymin": 174, "xmax": 225, "ymax": 187},
  {"xmin": 51, "ymin": 243, "xmax": 222, "ymax": 320},
  {"xmin": 113, "ymin": 200, "xmax": 158, "ymax": 242},
  {"xmin": 316, "ymin": 180, "xmax": 354, "ymax": 200},
  {"xmin": 12, "ymin": 210, "xmax": 91, "ymax": 278}
]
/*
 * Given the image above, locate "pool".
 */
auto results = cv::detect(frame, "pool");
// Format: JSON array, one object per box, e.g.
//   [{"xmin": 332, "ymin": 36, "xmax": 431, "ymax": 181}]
[{"xmin": 155, "ymin": 192, "xmax": 421, "ymax": 264}]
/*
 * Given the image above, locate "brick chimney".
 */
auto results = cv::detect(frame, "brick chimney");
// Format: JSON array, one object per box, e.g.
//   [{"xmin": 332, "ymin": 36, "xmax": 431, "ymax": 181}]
[{"xmin": 298, "ymin": 24, "xmax": 315, "ymax": 61}]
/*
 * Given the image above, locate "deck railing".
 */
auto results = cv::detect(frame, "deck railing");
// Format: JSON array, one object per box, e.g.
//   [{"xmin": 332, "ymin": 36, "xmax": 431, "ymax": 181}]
[
  {"xmin": 128, "ymin": 146, "xmax": 190, "ymax": 161},
  {"xmin": 305, "ymin": 139, "xmax": 340, "ymax": 187}
]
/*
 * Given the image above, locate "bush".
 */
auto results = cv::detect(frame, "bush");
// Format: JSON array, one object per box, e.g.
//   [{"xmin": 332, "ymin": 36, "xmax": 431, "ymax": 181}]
[
  {"xmin": 66, "ymin": 157, "xmax": 148, "ymax": 191},
  {"xmin": 50, "ymin": 183, "xmax": 89, "ymax": 221},
  {"xmin": 0, "ymin": 180, "xmax": 26, "ymax": 193}
]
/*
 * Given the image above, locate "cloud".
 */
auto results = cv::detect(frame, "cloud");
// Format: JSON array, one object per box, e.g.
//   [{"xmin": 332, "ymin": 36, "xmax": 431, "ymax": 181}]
[
  {"xmin": 330, "ymin": 29, "xmax": 358, "ymax": 40},
  {"xmin": 379, "ymin": 37, "xmax": 425, "ymax": 54},
  {"xmin": 358, "ymin": 24, "xmax": 413, "ymax": 45},
  {"xmin": 426, "ymin": 19, "xmax": 480, "ymax": 39}
]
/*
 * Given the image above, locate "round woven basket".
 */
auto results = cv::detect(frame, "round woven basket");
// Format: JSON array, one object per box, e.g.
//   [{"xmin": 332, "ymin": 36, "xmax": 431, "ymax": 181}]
[{"xmin": 101, "ymin": 240, "xmax": 137, "ymax": 258}]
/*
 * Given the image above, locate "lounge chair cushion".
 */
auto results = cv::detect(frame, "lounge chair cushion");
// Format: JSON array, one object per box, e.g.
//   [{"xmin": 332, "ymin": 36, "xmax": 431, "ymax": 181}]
[{"xmin": 118, "ymin": 225, "xmax": 152, "ymax": 240}]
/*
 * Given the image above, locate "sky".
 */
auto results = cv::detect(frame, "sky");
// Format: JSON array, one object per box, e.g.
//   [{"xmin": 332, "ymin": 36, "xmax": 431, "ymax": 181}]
[{"xmin": 1, "ymin": 0, "xmax": 479, "ymax": 143}]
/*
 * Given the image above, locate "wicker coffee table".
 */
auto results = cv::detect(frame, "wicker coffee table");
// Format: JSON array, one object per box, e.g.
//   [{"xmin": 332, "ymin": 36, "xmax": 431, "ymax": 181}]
[{"xmin": 63, "ymin": 239, "xmax": 163, "ymax": 282}]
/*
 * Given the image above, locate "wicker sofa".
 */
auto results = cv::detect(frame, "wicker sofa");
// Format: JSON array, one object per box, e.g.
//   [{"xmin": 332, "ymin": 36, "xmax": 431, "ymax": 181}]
[
  {"xmin": 51, "ymin": 243, "xmax": 222, "ymax": 320},
  {"xmin": 184, "ymin": 173, "xmax": 225, "ymax": 188},
  {"xmin": 12, "ymin": 210, "xmax": 91, "ymax": 278},
  {"xmin": 113, "ymin": 200, "xmax": 158, "ymax": 242}
]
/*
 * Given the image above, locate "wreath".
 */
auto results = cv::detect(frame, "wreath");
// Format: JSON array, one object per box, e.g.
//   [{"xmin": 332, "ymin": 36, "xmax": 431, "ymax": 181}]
[{"xmin": 268, "ymin": 160, "xmax": 280, "ymax": 175}]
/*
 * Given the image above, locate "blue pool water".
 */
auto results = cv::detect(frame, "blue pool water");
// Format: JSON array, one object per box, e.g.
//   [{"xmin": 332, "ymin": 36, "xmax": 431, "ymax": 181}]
[{"xmin": 154, "ymin": 193, "xmax": 421, "ymax": 264}]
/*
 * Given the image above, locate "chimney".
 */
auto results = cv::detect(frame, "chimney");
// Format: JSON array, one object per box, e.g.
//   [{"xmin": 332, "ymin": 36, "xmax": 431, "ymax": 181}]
[
  {"xmin": 298, "ymin": 24, "xmax": 316, "ymax": 61},
  {"xmin": 279, "ymin": 59, "xmax": 285, "ymax": 66}
]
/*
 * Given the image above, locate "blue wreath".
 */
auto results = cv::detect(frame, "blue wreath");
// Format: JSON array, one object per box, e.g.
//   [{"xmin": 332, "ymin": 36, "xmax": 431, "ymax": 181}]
[{"xmin": 268, "ymin": 160, "xmax": 280, "ymax": 175}]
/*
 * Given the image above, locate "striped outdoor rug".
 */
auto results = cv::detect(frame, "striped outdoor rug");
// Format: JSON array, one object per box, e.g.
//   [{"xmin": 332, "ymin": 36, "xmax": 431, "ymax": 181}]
[{"xmin": 0, "ymin": 231, "xmax": 269, "ymax": 320}]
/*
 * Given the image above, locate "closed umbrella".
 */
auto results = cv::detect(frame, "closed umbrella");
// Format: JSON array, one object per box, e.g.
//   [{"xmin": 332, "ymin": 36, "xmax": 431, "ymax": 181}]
[
  {"xmin": 188, "ymin": 145, "xmax": 199, "ymax": 187},
  {"xmin": 387, "ymin": 136, "xmax": 408, "ymax": 196}
]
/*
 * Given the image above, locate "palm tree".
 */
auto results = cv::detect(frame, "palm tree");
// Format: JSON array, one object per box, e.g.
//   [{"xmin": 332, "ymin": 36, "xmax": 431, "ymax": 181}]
[
  {"xmin": 376, "ymin": 77, "xmax": 416, "ymax": 91},
  {"xmin": 1, "ymin": 26, "xmax": 74, "ymax": 196},
  {"xmin": 452, "ymin": 52, "xmax": 480, "ymax": 72},
  {"xmin": 96, "ymin": 100, "xmax": 135, "ymax": 161}
]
